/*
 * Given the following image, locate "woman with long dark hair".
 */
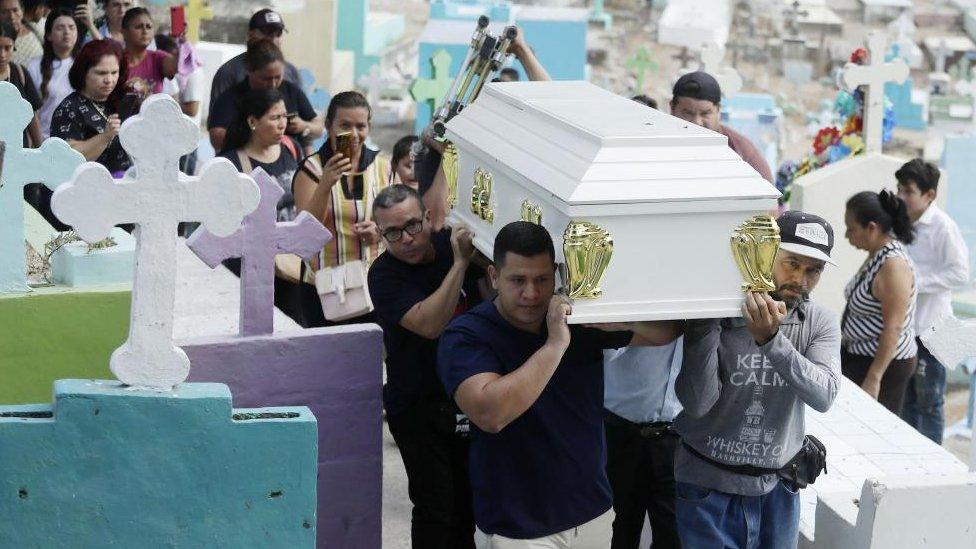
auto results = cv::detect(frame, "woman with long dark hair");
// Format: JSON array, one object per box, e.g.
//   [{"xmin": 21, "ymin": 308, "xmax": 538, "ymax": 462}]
[
  {"xmin": 0, "ymin": 18, "xmax": 42, "ymax": 145},
  {"xmin": 51, "ymin": 38, "xmax": 129, "ymax": 175},
  {"xmin": 26, "ymin": 7, "xmax": 79, "ymax": 139},
  {"xmin": 842, "ymin": 189, "xmax": 918, "ymax": 413},
  {"xmin": 220, "ymin": 88, "xmax": 301, "ymax": 220}
]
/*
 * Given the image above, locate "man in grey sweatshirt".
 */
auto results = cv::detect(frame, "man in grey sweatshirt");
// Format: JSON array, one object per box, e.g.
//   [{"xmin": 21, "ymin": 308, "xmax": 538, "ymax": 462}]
[{"xmin": 673, "ymin": 211, "xmax": 842, "ymax": 548}]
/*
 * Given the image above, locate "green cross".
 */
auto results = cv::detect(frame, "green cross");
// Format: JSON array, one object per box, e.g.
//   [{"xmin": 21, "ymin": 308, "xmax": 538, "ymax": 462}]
[
  {"xmin": 626, "ymin": 47, "xmax": 658, "ymax": 94},
  {"xmin": 410, "ymin": 49, "xmax": 454, "ymax": 113}
]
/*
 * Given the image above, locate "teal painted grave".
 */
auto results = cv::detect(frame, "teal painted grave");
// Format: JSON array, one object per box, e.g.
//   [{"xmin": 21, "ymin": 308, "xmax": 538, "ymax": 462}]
[
  {"xmin": 336, "ymin": 0, "xmax": 406, "ymax": 78},
  {"xmin": 0, "ymin": 81, "xmax": 84, "ymax": 293},
  {"xmin": 0, "ymin": 380, "xmax": 317, "ymax": 547}
]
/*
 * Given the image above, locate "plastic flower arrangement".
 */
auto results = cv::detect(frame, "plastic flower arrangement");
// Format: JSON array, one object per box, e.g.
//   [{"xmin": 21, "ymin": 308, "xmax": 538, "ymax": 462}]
[{"xmin": 774, "ymin": 46, "xmax": 898, "ymax": 204}]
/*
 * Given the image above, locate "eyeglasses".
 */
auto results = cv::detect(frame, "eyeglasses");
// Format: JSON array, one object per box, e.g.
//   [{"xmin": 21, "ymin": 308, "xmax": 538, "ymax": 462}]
[{"xmin": 382, "ymin": 219, "xmax": 423, "ymax": 243}]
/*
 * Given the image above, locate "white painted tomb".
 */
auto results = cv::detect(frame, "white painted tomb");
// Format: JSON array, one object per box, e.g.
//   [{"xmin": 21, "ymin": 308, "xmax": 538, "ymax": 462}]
[
  {"xmin": 52, "ymin": 94, "xmax": 259, "ymax": 390},
  {"xmin": 445, "ymin": 81, "xmax": 780, "ymax": 323}
]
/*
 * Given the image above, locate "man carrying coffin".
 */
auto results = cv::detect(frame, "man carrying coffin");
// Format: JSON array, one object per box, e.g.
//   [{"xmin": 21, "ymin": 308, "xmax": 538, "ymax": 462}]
[
  {"xmin": 673, "ymin": 212, "xmax": 841, "ymax": 547},
  {"xmin": 670, "ymin": 71, "xmax": 773, "ymax": 183},
  {"xmin": 368, "ymin": 186, "xmax": 486, "ymax": 548},
  {"xmin": 437, "ymin": 221, "xmax": 683, "ymax": 548}
]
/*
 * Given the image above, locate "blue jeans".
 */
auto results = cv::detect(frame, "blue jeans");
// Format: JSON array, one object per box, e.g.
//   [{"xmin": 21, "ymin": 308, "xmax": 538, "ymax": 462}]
[
  {"xmin": 902, "ymin": 340, "xmax": 947, "ymax": 444},
  {"xmin": 674, "ymin": 481, "xmax": 799, "ymax": 549}
]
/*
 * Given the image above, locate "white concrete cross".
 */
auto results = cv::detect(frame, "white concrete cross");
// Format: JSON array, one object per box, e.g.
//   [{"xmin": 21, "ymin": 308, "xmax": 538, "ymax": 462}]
[
  {"xmin": 51, "ymin": 94, "xmax": 259, "ymax": 390},
  {"xmin": 357, "ymin": 65, "xmax": 391, "ymax": 112},
  {"xmin": 920, "ymin": 315, "xmax": 976, "ymax": 372},
  {"xmin": 698, "ymin": 43, "xmax": 744, "ymax": 98},
  {"xmin": 839, "ymin": 32, "xmax": 909, "ymax": 154}
]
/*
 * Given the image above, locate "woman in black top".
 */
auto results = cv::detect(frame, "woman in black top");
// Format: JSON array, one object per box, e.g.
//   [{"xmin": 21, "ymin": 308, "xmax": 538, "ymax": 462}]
[
  {"xmin": 207, "ymin": 38, "xmax": 321, "ymax": 154},
  {"xmin": 218, "ymin": 88, "xmax": 301, "ymax": 221},
  {"xmin": 51, "ymin": 38, "xmax": 130, "ymax": 176},
  {"xmin": 0, "ymin": 19, "xmax": 42, "ymax": 145}
]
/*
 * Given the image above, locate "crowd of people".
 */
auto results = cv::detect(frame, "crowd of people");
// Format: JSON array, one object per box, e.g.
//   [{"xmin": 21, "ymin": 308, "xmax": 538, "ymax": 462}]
[{"xmin": 8, "ymin": 3, "xmax": 970, "ymax": 548}]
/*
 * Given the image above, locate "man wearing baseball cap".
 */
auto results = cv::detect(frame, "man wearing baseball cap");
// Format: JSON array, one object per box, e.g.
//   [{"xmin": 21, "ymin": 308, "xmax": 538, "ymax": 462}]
[
  {"xmin": 672, "ymin": 211, "xmax": 841, "ymax": 547},
  {"xmin": 671, "ymin": 71, "xmax": 773, "ymax": 183},
  {"xmin": 209, "ymin": 8, "xmax": 303, "ymax": 113}
]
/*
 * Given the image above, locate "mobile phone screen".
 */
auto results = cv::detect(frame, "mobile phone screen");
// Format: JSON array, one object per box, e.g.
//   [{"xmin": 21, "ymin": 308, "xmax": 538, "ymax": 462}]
[{"xmin": 170, "ymin": 6, "xmax": 186, "ymax": 37}]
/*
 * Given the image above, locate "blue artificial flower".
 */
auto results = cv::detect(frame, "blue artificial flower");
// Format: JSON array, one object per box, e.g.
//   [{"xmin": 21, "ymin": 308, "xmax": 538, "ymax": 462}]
[
  {"xmin": 834, "ymin": 91, "xmax": 858, "ymax": 118},
  {"xmin": 827, "ymin": 143, "xmax": 852, "ymax": 163},
  {"xmin": 883, "ymin": 102, "xmax": 896, "ymax": 143},
  {"xmin": 775, "ymin": 160, "xmax": 798, "ymax": 193}
]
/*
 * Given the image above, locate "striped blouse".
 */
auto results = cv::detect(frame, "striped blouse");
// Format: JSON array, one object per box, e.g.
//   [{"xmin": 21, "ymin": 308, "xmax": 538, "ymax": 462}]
[
  {"xmin": 301, "ymin": 151, "xmax": 390, "ymax": 283},
  {"xmin": 842, "ymin": 240, "xmax": 918, "ymax": 359}
]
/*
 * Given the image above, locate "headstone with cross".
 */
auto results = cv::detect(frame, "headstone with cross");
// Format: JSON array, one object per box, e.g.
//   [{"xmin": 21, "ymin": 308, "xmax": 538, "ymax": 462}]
[
  {"xmin": 410, "ymin": 49, "xmax": 454, "ymax": 117},
  {"xmin": 697, "ymin": 43, "xmax": 743, "ymax": 98},
  {"xmin": 672, "ymin": 47, "xmax": 696, "ymax": 70},
  {"xmin": 186, "ymin": 168, "xmax": 332, "ymax": 337},
  {"xmin": 782, "ymin": 0, "xmax": 808, "ymax": 40},
  {"xmin": 184, "ymin": 0, "xmax": 214, "ymax": 44},
  {"xmin": 0, "ymin": 82, "xmax": 84, "ymax": 293},
  {"xmin": 357, "ymin": 64, "xmax": 393, "ymax": 112},
  {"xmin": 931, "ymin": 39, "xmax": 951, "ymax": 74},
  {"xmin": 51, "ymin": 94, "xmax": 260, "ymax": 390},
  {"xmin": 839, "ymin": 32, "xmax": 909, "ymax": 154},
  {"xmin": 626, "ymin": 47, "xmax": 658, "ymax": 95}
]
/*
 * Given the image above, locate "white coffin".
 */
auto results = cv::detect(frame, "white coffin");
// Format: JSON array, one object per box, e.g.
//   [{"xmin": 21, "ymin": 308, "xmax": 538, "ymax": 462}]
[{"xmin": 445, "ymin": 81, "xmax": 781, "ymax": 323}]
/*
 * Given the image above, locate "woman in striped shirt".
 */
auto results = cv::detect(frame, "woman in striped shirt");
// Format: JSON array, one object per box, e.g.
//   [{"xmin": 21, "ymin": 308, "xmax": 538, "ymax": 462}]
[
  {"xmin": 293, "ymin": 90, "xmax": 390, "ymax": 327},
  {"xmin": 841, "ymin": 190, "xmax": 918, "ymax": 414}
]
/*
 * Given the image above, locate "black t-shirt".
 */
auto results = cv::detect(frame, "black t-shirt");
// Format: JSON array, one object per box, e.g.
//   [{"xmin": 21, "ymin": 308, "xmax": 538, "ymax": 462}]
[
  {"xmin": 51, "ymin": 91, "xmax": 131, "ymax": 175},
  {"xmin": 367, "ymin": 228, "xmax": 484, "ymax": 416},
  {"xmin": 207, "ymin": 80, "xmax": 316, "ymax": 143},
  {"xmin": 5, "ymin": 63, "xmax": 42, "ymax": 145},
  {"xmin": 218, "ymin": 138, "xmax": 300, "ymax": 221}
]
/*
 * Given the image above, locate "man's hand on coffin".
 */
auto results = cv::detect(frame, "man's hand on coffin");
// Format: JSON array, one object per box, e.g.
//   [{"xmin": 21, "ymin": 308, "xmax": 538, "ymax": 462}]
[
  {"xmin": 321, "ymin": 153, "xmax": 353, "ymax": 186},
  {"xmin": 546, "ymin": 295, "xmax": 572, "ymax": 352},
  {"xmin": 421, "ymin": 127, "xmax": 447, "ymax": 154},
  {"xmin": 742, "ymin": 292, "xmax": 787, "ymax": 346},
  {"xmin": 450, "ymin": 225, "xmax": 476, "ymax": 265},
  {"xmin": 353, "ymin": 220, "xmax": 380, "ymax": 245}
]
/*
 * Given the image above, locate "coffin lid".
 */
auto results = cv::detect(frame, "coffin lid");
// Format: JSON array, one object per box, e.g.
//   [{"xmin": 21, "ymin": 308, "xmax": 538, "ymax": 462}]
[{"xmin": 445, "ymin": 81, "xmax": 780, "ymax": 206}]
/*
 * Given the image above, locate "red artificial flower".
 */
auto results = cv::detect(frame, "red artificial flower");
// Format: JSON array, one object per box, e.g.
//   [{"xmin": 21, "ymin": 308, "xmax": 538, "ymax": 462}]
[
  {"xmin": 813, "ymin": 127, "xmax": 841, "ymax": 155},
  {"xmin": 850, "ymin": 47, "xmax": 868, "ymax": 64}
]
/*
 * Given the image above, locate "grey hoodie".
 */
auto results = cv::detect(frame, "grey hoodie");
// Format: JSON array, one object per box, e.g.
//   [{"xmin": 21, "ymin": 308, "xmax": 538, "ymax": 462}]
[{"xmin": 673, "ymin": 299, "xmax": 841, "ymax": 496}]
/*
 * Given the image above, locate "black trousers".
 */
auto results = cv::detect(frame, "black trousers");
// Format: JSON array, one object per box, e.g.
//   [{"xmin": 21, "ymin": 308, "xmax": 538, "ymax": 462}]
[
  {"xmin": 388, "ymin": 403, "xmax": 475, "ymax": 549},
  {"xmin": 605, "ymin": 412, "xmax": 681, "ymax": 549},
  {"xmin": 841, "ymin": 349, "xmax": 917, "ymax": 415}
]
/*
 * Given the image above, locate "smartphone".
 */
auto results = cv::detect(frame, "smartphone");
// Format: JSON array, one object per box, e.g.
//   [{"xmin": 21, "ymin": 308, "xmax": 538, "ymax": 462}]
[
  {"xmin": 335, "ymin": 131, "xmax": 355, "ymax": 159},
  {"xmin": 118, "ymin": 93, "xmax": 140, "ymax": 122},
  {"xmin": 170, "ymin": 6, "xmax": 186, "ymax": 37}
]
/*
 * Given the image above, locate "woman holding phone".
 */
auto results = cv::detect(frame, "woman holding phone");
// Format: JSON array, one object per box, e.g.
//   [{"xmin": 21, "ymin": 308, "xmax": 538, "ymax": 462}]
[
  {"xmin": 208, "ymin": 38, "xmax": 321, "ymax": 154},
  {"xmin": 292, "ymin": 90, "xmax": 390, "ymax": 327},
  {"xmin": 51, "ymin": 38, "xmax": 130, "ymax": 176}
]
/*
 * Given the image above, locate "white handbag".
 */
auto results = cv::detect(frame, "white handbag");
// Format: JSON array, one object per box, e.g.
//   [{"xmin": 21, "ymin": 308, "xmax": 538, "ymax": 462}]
[{"xmin": 314, "ymin": 260, "xmax": 373, "ymax": 321}]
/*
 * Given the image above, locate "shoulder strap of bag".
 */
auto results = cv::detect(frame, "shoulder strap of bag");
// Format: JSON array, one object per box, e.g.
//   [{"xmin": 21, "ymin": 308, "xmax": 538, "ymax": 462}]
[
  {"xmin": 280, "ymin": 136, "xmax": 299, "ymax": 160},
  {"xmin": 236, "ymin": 150, "xmax": 253, "ymax": 173}
]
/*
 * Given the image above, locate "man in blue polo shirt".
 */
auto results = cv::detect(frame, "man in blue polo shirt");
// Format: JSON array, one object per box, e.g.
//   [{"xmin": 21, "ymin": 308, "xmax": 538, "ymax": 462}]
[{"xmin": 438, "ymin": 221, "xmax": 682, "ymax": 547}]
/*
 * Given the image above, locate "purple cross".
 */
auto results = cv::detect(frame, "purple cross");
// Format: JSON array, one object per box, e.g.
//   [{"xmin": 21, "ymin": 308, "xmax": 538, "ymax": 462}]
[{"xmin": 187, "ymin": 167, "xmax": 332, "ymax": 336}]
